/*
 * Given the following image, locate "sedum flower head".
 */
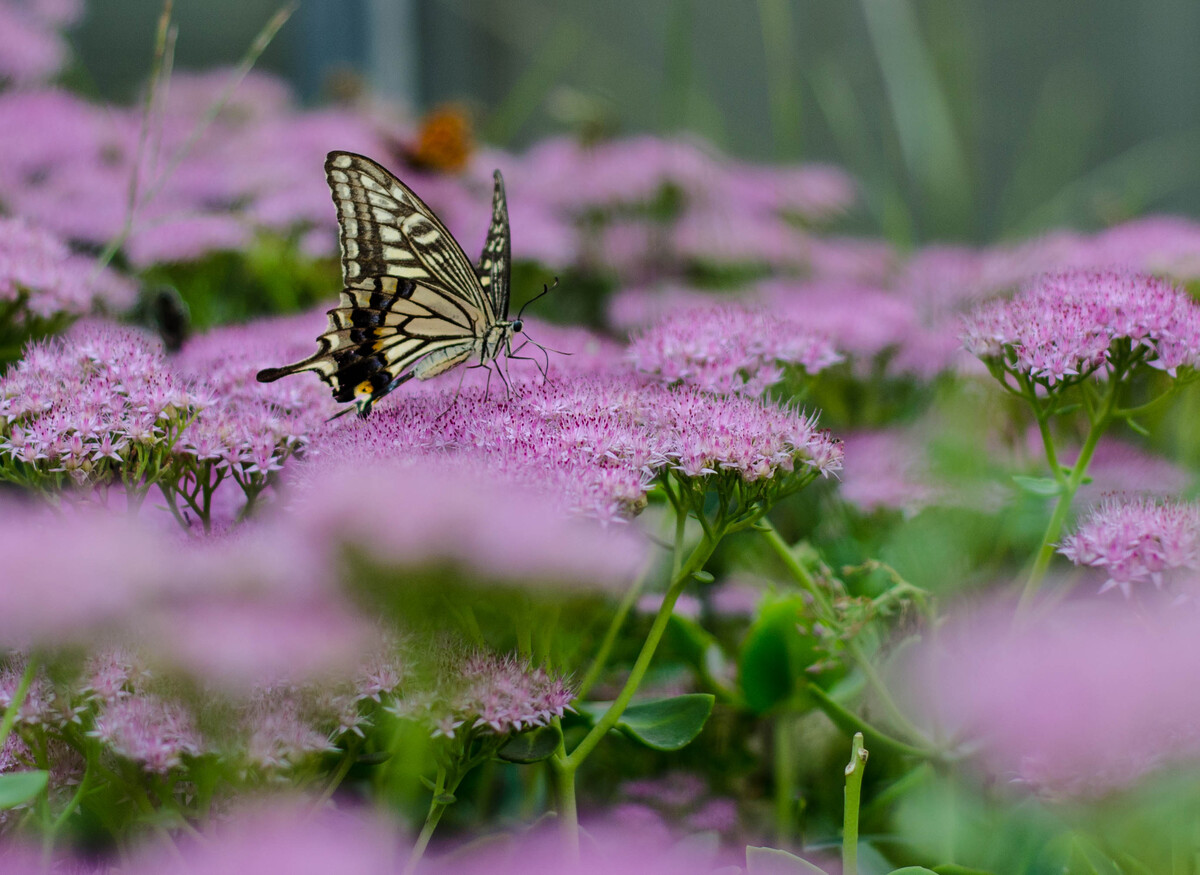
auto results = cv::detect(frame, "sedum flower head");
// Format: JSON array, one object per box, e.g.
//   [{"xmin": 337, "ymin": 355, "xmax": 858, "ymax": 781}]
[
  {"xmin": 434, "ymin": 652, "xmax": 574, "ymax": 737},
  {"xmin": 961, "ymin": 270, "xmax": 1200, "ymax": 384},
  {"xmin": 1059, "ymin": 496, "xmax": 1200, "ymax": 595},
  {"xmin": 89, "ymin": 695, "xmax": 202, "ymax": 774},
  {"xmin": 629, "ymin": 305, "xmax": 841, "ymax": 395},
  {"xmin": 0, "ymin": 217, "xmax": 135, "ymax": 324}
]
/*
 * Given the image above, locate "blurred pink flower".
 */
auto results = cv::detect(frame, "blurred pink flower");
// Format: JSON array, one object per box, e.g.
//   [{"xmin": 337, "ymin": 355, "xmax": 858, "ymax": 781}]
[
  {"xmin": 915, "ymin": 599, "xmax": 1200, "ymax": 797},
  {"xmin": 0, "ymin": 0, "xmax": 72, "ymax": 84},
  {"xmin": 839, "ymin": 429, "xmax": 937, "ymax": 515},
  {"xmin": 90, "ymin": 695, "xmax": 202, "ymax": 774},
  {"xmin": 124, "ymin": 803, "xmax": 401, "ymax": 875},
  {"xmin": 0, "ymin": 503, "xmax": 172, "ymax": 648},
  {"xmin": 0, "ymin": 217, "xmax": 136, "ymax": 321},
  {"xmin": 288, "ymin": 458, "xmax": 648, "ymax": 590}
]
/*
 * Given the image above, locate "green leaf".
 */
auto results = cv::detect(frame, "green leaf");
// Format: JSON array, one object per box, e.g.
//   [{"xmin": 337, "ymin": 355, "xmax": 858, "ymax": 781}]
[
  {"xmin": 496, "ymin": 724, "xmax": 561, "ymax": 763},
  {"xmin": 931, "ymin": 866, "xmax": 997, "ymax": 875},
  {"xmin": 1011, "ymin": 475, "xmax": 1063, "ymax": 496},
  {"xmin": 746, "ymin": 845, "xmax": 831, "ymax": 875},
  {"xmin": 739, "ymin": 596, "xmax": 822, "ymax": 714},
  {"xmin": 888, "ymin": 869, "xmax": 940, "ymax": 875},
  {"xmin": 0, "ymin": 771, "xmax": 49, "ymax": 809},
  {"xmin": 619, "ymin": 694, "xmax": 715, "ymax": 750},
  {"xmin": 578, "ymin": 694, "xmax": 715, "ymax": 751}
]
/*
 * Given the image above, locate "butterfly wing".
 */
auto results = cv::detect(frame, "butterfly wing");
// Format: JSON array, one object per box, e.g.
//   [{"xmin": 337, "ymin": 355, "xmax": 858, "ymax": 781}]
[
  {"xmin": 476, "ymin": 169, "xmax": 512, "ymax": 318},
  {"xmin": 257, "ymin": 151, "xmax": 494, "ymax": 415}
]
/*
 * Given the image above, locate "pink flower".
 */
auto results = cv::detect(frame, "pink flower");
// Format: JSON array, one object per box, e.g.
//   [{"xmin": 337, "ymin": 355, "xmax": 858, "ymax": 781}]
[
  {"xmin": 1059, "ymin": 496, "xmax": 1200, "ymax": 595},
  {"xmin": 962, "ymin": 270, "xmax": 1200, "ymax": 383},
  {"xmin": 629, "ymin": 304, "xmax": 841, "ymax": 395},
  {"xmin": 90, "ymin": 695, "xmax": 202, "ymax": 773}
]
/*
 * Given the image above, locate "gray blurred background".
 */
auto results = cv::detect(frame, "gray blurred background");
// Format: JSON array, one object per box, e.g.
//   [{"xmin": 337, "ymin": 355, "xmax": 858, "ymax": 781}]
[{"xmin": 71, "ymin": 0, "xmax": 1200, "ymax": 244}]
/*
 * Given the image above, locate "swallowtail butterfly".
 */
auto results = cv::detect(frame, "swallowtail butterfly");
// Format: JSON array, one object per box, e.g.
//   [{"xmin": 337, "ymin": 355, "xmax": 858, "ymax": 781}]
[{"xmin": 256, "ymin": 151, "xmax": 522, "ymax": 419}]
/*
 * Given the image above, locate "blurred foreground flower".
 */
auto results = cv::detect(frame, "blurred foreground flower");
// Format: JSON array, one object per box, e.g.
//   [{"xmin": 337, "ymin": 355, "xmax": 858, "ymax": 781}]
[{"xmin": 916, "ymin": 599, "xmax": 1200, "ymax": 797}]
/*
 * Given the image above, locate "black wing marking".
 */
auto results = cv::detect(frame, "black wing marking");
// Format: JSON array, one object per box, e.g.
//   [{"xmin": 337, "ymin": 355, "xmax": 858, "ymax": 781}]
[
  {"xmin": 324, "ymin": 151, "xmax": 495, "ymax": 321},
  {"xmin": 476, "ymin": 169, "xmax": 512, "ymax": 318}
]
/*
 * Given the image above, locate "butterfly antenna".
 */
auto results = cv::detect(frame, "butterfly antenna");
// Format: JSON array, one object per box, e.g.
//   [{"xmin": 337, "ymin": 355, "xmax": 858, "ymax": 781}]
[{"xmin": 517, "ymin": 277, "xmax": 559, "ymax": 322}]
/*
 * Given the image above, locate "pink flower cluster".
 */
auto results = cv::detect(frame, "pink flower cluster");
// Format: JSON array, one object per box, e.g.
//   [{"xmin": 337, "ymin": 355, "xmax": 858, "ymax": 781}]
[
  {"xmin": 1059, "ymin": 496, "xmax": 1200, "ymax": 595},
  {"xmin": 962, "ymin": 270, "xmax": 1200, "ymax": 384},
  {"xmin": 436, "ymin": 653, "xmax": 574, "ymax": 737},
  {"xmin": 310, "ymin": 371, "xmax": 842, "ymax": 522},
  {"xmin": 0, "ymin": 217, "xmax": 135, "ymax": 325},
  {"xmin": 629, "ymin": 304, "xmax": 841, "ymax": 395},
  {"xmin": 0, "ymin": 317, "xmax": 341, "ymax": 518},
  {"xmin": 0, "ymin": 322, "xmax": 201, "ymax": 485}
]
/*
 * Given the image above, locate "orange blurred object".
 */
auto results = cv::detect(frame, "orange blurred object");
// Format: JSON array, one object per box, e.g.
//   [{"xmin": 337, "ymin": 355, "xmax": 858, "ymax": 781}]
[{"xmin": 407, "ymin": 104, "xmax": 474, "ymax": 173}]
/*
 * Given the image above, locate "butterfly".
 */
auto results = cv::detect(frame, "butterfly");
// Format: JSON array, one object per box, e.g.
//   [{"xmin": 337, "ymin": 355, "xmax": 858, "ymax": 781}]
[{"xmin": 257, "ymin": 151, "xmax": 533, "ymax": 419}]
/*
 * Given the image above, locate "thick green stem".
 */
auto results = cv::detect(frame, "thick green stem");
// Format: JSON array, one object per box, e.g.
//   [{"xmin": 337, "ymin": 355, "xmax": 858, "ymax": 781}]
[
  {"xmin": 552, "ymin": 752, "xmax": 579, "ymax": 859},
  {"xmin": 843, "ymin": 732, "xmax": 868, "ymax": 875},
  {"xmin": 563, "ymin": 532, "xmax": 716, "ymax": 770},
  {"xmin": 773, "ymin": 714, "xmax": 797, "ymax": 843}
]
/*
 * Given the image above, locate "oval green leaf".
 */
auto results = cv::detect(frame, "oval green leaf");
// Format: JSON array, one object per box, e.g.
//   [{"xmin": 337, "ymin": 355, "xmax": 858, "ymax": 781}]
[
  {"xmin": 618, "ymin": 694, "xmax": 715, "ymax": 750},
  {"xmin": 0, "ymin": 770, "xmax": 49, "ymax": 809},
  {"xmin": 746, "ymin": 845, "xmax": 831, "ymax": 875}
]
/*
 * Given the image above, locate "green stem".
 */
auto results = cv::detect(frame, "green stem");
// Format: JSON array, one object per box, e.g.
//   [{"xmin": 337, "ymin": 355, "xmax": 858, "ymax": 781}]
[
  {"xmin": 773, "ymin": 714, "xmax": 797, "ymax": 843},
  {"xmin": 0, "ymin": 657, "xmax": 37, "ymax": 753},
  {"xmin": 552, "ymin": 528, "xmax": 721, "ymax": 852},
  {"xmin": 843, "ymin": 732, "xmax": 868, "ymax": 875},
  {"xmin": 805, "ymin": 683, "xmax": 932, "ymax": 760},
  {"xmin": 563, "ymin": 531, "xmax": 717, "ymax": 770},
  {"xmin": 1017, "ymin": 381, "xmax": 1119, "ymax": 613},
  {"xmin": 551, "ymin": 749, "xmax": 579, "ymax": 860},
  {"xmin": 403, "ymin": 767, "xmax": 455, "ymax": 875},
  {"xmin": 43, "ymin": 751, "xmax": 94, "ymax": 857},
  {"xmin": 575, "ymin": 559, "xmax": 652, "ymax": 700}
]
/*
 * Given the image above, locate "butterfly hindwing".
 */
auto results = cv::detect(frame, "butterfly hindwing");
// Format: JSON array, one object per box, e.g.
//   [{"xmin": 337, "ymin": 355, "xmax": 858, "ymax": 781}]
[
  {"xmin": 257, "ymin": 151, "xmax": 510, "ymax": 416},
  {"xmin": 477, "ymin": 170, "xmax": 512, "ymax": 317}
]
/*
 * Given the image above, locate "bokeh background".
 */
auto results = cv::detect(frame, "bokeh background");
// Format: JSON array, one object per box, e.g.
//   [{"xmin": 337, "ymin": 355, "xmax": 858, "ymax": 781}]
[{"xmin": 72, "ymin": 0, "xmax": 1200, "ymax": 244}]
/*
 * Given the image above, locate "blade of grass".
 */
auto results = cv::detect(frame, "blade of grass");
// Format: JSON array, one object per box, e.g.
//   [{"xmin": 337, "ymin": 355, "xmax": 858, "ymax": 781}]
[
  {"xmin": 858, "ymin": 0, "xmax": 972, "ymax": 236},
  {"xmin": 93, "ymin": 2, "xmax": 297, "ymax": 275},
  {"xmin": 757, "ymin": 0, "xmax": 803, "ymax": 159}
]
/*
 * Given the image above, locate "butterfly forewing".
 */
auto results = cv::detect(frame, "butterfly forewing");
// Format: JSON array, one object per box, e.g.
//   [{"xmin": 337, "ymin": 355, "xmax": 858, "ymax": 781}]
[
  {"xmin": 477, "ymin": 169, "xmax": 512, "ymax": 317},
  {"xmin": 256, "ymin": 151, "xmax": 514, "ymax": 417}
]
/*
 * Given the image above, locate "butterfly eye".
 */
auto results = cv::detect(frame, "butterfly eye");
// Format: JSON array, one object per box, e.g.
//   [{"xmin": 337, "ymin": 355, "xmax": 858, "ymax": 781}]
[{"xmin": 513, "ymin": 320, "xmax": 523, "ymax": 333}]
